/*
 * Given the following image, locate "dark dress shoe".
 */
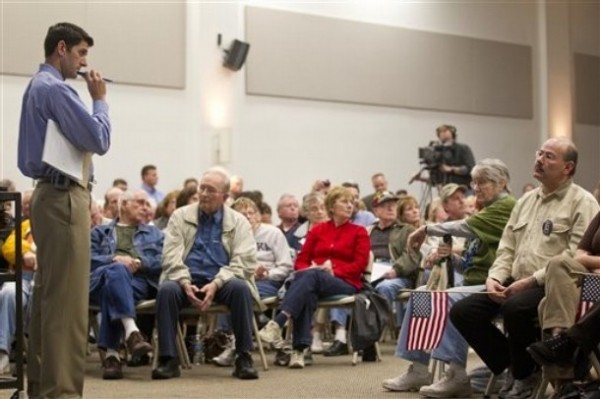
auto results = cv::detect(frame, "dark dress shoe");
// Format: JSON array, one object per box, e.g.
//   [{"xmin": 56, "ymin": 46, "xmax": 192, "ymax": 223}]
[
  {"xmin": 151, "ymin": 358, "xmax": 181, "ymax": 380},
  {"xmin": 126, "ymin": 331, "xmax": 153, "ymax": 358},
  {"xmin": 103, "ymin": 356, "xmax": 123, "ymax": 380},
  {"xmin": 526, "ymin": 333, "xmax": 577, "ymax": 366},
  {"xmin": 232, "ymin": 352, "xmax": 258, "ymax": 380},
  {"xmin": 323, "ymin": 340, "xmax": 349, "ymax": 357}
]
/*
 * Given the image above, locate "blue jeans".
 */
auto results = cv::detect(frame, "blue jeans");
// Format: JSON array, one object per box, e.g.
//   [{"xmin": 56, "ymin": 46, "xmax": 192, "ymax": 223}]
[
  {"xmin": 217, "ymin": 279, "xmax": 282, "ymax": 330},
  {"xmin": 395, "ymin": 284, "xmax": 485, "ymax": 367},
  {"xmin": 281, "ymin": 269, "xmax": 356, "ymax": 349},
  {"xmin": 89, "ymin": 264, "xmax": 152, "ymax": 351},
  {"xmin": 0, "ymin": 272, "xmax": 34, "ymax": 353},
  {"xmin": 376, "ymin": 277, "xmax": 413, "ymax": 326}
]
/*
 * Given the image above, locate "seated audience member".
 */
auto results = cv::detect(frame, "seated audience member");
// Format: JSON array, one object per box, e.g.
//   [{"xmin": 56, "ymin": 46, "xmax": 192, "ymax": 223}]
[
  {"xmin": 527, "ymin": 208, "xmax": 600, "ymax": 384},
  {"xmin": 319, "ymin": 183, "xmax": 375, "ymax": 356},
  {"xmin": 175, "ymin": 185, "xmax": 200, "ymax": 209},
  {"xmin": 154, "ymin": 190, "xmax": 180, "ymax": 230},
  {"xmin": 311, "ymin": 179, "xmax": 331, "ymax": 196},
  {"xmin": 229, "ymin": 175, "xmax": 244, "ymax": 200},
  {"xmin": 259, "ymin": 202, "xmax": 273, "ymax": 224},
  {"xmin": 89, "ymin": 190, "xmax": 163, "ymax": 380},
  {"xmin": 258, "ymin": 186, "xmax": 370, "ymax": 369},
  {"xmin": 371, "ymin": 193, "xmax": 422, "ymax": 328},
  {"xmin": 342, "ymin": 182, "xmax": 376, "ymax": 227},
  {"xmin": 463, "ymin": 194, "xmax": 477, "ymax": 216},
  {"xmin": 383, "ymin": 159, "xmax": 515, "ymax": 397},
  {"xmin": 103, "ymin": 187, "xmax": 123, "ymax": 221},
  {"xmin": 420, "ymin": 186, "xmax": 468, "ymax": 286},
  {"xmin": 450, "ymin": 138, "xmax": 599, "ymax": 399},
  {"xmin": 143, "ymin": 197, "xmax": 157, "ymax": 225},
  {"xmin": 277, "ymin": 194, "xmax": 302, "ymax": 250},
  {"xmin": 213, "ymin": 197, "xmax": 293, "ymax": 366},
  {"xmin": 152, "ymin": 167, "xmax": 260, "ymax": 380},
  {"xmin": 0, "ymin": 190, "xmax": 35, "ymax": 374},
  {"xmin": 90, "ymin": 198, "xmax": 104, "ymax": 228},
  {"xmin": 182, "ymin": 177, "xmax": 198, "ymax": 190},
  {"xmin": 293, "ymin": 192, "xmax": 328, "ymax": 250},
  {"xmin": 362, "ymin": 173, "xmax": 389, "ymax": 213},
  {"xmin": 112, "ymin": 178, "xmax": 128, "ymax": 191}
]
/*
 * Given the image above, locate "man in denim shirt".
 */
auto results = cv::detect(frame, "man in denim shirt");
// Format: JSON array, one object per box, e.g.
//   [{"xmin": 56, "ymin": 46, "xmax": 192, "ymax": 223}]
[
  {"xmin": 152, "ymin": 167, "xmax": 261, "ymax": 380},
  {"xmin": 90, "ymin": 190, "xmax": 163, "ymax": 380}
]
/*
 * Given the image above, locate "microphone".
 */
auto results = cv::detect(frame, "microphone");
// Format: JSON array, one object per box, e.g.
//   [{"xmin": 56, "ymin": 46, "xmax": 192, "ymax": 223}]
[{"xmin": 77, "ymin": 71, "xmax": 114, "ymax": 83}]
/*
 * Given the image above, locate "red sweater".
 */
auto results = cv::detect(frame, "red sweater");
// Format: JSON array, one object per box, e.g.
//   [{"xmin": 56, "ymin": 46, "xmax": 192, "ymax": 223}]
[{"xmin": 295, "ymin": 220, "xmax": 370, "ymax": 290}]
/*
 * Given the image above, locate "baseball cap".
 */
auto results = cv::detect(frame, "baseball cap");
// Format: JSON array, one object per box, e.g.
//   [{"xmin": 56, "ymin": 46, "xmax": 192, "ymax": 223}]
[
  {"xmin": 440, "ymin": 183, "xmax": 467, "ymax": 202},
  {"xmin": 372, "ymin": 191, "xmax": 399, "ymax": 207}
]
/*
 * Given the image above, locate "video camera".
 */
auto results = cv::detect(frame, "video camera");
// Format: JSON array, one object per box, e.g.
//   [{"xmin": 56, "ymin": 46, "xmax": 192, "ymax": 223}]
[{"xmin": 418, "ymin": 141, "xmax": 448, "ymax": 170}]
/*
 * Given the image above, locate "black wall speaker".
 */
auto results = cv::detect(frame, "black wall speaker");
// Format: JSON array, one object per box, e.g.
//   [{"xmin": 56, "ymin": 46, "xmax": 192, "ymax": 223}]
[{"xmin": 223, "ymin": 39, "xmax": 250, "ymax": 71}]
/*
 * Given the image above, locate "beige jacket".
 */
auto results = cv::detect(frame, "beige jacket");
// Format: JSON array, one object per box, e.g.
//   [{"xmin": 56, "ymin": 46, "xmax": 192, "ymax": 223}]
[{"xmin": 160, "ymin": 203, "xmax": 263, "ymax": 309}]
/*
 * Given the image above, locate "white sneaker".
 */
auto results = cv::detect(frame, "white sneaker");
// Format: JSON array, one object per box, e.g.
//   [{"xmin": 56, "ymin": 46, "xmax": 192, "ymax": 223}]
[
  {"xmin": 258, "ymin": 321, "xmax": 284, "ymax": 349},
  {"xmin": 212, "ymin": 347, "xmax": 235, "ymax": 367},
  {"xmin": 504, "ymin": 372, "xmax": 540, "ymax": 399},
  {"xmin": 419, "ymin": 369, "xmax": 473, "ymax": 398},
  {"xmin": 382, "ymin": 364, "xmax": 432, "ymax": 392},
  {"xmin": 289, "ymin": 350, "xmax": 305, "ymax": 369},
  {"xmin": 0, "ymin": 352, "xmax": 10, "ymax": 374},
  {"xmin": 311, "ymin": 338, "xmax": 324, "ymax": 354}
]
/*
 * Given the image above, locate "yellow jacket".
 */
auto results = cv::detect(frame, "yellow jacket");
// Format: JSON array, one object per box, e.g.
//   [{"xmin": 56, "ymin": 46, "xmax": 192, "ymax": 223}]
[{"xmin": 1, "ymin": 219, "xmax": 34, "ymax": 270}]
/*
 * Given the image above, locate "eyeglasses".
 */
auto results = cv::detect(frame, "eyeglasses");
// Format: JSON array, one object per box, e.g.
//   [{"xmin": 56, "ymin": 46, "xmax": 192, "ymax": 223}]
[
  {"xmin": 470, "ymin": 180, "xmax": 492, "ymax": 189},
  {"xmin": 198, "ymin": 185, "xmax": 220, "ymax": 195}
]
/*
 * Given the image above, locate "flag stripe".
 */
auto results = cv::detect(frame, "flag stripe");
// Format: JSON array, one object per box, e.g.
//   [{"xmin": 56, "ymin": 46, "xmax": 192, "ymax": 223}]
[{"xmin": 407, "ymin": 291, "xmax": 449, "ymax": 351}]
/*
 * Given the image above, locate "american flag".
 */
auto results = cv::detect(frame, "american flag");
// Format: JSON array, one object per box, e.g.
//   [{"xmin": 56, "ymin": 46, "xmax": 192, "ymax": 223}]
[
  {"xmin": 577, "ymin": 274, "xmax": 600, "ymax": 320},
  {"xmin": 407, "ymin": 291, "xmax": 448, "ymax": 351}
]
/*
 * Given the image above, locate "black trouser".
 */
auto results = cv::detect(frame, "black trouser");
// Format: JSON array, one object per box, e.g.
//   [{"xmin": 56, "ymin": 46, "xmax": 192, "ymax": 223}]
[
  {"xmin": 449, "ymin": 286, "xmax": 544, "ymax": 379},
  {"xmin": 569, "ymin": 301, "xmax": 600, "ymax": 355}
]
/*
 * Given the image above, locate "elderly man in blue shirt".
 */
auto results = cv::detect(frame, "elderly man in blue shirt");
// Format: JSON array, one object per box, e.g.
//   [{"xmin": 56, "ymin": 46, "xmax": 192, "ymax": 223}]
[
  {"xmin": 17, "ymin": 22, "xmax": 111, "ymax": 398},
  {"xmin": 152, "ymin": 167, "xmax": 261, "ymax": 380},
  {"xmin": 90, "ymin": 190, "xmax": 163, "ymax": 380}
]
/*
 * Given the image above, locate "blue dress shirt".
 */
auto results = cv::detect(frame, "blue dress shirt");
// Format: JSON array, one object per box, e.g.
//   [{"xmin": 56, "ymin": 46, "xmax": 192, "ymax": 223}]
[{"xmin": 18, "ymin": 64, "xmax": 111, "ymax": 179}]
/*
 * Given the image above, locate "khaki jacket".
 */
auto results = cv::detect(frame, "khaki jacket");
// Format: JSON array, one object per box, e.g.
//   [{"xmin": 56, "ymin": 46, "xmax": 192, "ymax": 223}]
[{"xmin": 160, "ymin": 203, "xmax": 263, "ymax": 310}]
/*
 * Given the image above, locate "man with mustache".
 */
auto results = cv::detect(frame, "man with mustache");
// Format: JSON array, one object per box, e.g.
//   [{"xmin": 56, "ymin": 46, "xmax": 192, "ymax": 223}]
[{"xmin": 450, "ymin": 137, "xmax": 599, "ymax": 399}]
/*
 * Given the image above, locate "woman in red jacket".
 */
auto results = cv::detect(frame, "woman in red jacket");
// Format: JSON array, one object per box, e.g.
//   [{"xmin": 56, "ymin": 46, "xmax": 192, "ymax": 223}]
[{"xmin": 258, "ymin": 186, "xmax": 370, "ymax": 369}]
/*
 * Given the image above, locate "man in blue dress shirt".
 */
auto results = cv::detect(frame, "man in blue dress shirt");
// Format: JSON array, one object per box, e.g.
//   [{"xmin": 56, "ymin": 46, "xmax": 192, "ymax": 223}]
[{"xmin": 17, "ymin": 22, "xmax": 111, "ymax": 399}]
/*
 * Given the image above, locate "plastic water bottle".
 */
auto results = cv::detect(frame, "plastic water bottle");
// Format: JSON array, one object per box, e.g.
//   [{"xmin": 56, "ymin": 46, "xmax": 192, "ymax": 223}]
[{"xmin": 192, "ymin": 334, "xmax": 203, "ymax": 365}]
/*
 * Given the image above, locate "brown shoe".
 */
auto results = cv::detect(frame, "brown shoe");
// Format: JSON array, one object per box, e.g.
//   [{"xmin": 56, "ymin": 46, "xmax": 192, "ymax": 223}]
[
  {"xmin": 103, "ymin": 356, "xmax": 123, "ymax": 380},
  {"xmin": 126, "ymin": 331, "xmax": 153, "ymax": 357}
]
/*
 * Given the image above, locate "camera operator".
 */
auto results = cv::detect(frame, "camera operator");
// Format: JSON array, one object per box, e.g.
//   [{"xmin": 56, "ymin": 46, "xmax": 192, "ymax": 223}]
[{"xmin": 434, "ymin": 124, "xmax": 475, "ymax": 187}]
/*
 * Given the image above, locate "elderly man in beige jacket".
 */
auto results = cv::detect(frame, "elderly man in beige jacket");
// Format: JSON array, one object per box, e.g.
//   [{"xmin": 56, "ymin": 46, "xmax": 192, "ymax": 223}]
[{"xmin": 151, "ymin": 167, "xmax": 261, "ymax": 381}]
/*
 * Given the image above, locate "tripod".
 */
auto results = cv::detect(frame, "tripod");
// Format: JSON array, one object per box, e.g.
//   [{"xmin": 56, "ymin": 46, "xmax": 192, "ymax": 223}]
[{"xmin": 409, "ymin": 167, "xmax": 440, "ymax": 217}]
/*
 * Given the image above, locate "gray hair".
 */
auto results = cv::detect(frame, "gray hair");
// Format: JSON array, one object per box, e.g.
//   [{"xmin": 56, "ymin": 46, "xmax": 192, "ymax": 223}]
[
  {"xmin": 203, "ymin": 166, "xmax": 231, "ymax": 194},
  {"xmin": 302, "ymin": 191, "xmax": 325, "ymax": 214},
  {"xmin": 471, "ymin": 158, "xmax": 511, "ymax": 192},
  {"xmin": 117, "ymin": 190, "xmax": 148, "ymax": 212},
  {"xmin": 277, "ymin": 193, "xmax": 298, "ymax": 211}
]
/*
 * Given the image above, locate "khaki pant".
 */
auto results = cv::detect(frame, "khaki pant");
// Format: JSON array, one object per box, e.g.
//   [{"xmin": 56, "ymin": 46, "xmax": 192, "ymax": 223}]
[
  {"xmin": 28, "ymin": 183, "xmax": 90, "ymax": 399},
  {"xmin": 538, "ymin": 254, "xmax": 587, "ymax": 331}
]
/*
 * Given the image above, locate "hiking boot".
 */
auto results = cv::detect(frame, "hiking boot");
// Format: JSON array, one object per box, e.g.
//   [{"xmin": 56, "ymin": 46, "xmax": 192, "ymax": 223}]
[
  {"xmin": 382, "ymin": 364, "xmax": 432, "ymax": 391},
  {"xmin": 126, "ymin": 331, "xmax": 153, "ymax": 358},
  {"xmin": 419, "ymin": 369, "xmax": 473, "ymax": 398}
]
